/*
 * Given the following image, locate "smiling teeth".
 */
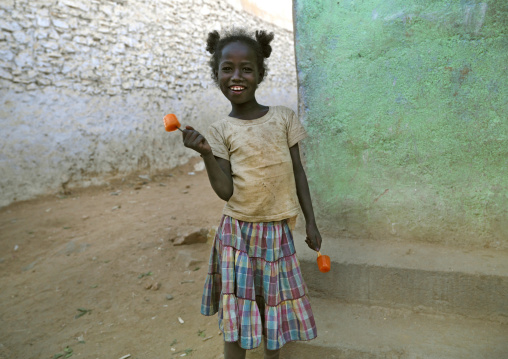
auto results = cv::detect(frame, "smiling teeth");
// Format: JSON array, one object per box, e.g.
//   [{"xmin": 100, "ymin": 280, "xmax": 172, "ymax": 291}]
[{"xmin": 231, "ymin": 86, "xmax": 244, "ymax": 91}]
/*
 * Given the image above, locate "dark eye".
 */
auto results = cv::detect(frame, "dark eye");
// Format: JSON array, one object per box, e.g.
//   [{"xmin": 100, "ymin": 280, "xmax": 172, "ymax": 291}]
[
  {"xmin": 222, "ymin": 66, "xmax": 232, "ymax": 72},
  {"xmin": 243, "ymin": 67, "xmax": 252, "ymax": 72}
]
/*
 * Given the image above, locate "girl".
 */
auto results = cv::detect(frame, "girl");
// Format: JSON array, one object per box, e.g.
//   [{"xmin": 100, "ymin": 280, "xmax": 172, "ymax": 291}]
[{"xmin": 181, "ymin": 29, "xmax": 322, "ymax": 359}]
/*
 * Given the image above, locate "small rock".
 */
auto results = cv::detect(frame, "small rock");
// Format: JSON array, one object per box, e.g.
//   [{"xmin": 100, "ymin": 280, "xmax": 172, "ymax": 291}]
[
  {"xmin": 166, "ymin": 294, "xmax": 174, "ymax": 300},
  {"xmin": 22, "ymin": 259, "xmax": 39, "ymax": 271},
  {"xmin": 138, "ymin": 175, "xmax": 151, "ymax": 181},
  {"xmin": 145, "ymin": 283, "xmax": 153, "ymax": 290},
  {"xmin": 64, "ymin": 242, "xmax": 90, "ymax": 255},
  {"xmin": 82, "ymin": 215, "xmax": 89, "ymax": 220},
  {"xmin": 194, "ymin": 161, "xmax": 205, "ymax": 172},
  {"xmin": 152, "ymin": 282, "xmax": 161, "ymax": 291},
  {"xmin": 178, "ymin": 317, "xmax": 184, "ymax": 324},
  {"xmin": 173, "ymin": 228, "xmax": 208, "ymax": 246}
]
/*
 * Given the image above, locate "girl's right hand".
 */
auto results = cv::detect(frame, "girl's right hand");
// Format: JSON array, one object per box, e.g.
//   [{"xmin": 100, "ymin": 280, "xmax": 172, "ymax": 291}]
[{"xmin": 182, "ymin": 125, "xmax": 212, "ymax": 156}]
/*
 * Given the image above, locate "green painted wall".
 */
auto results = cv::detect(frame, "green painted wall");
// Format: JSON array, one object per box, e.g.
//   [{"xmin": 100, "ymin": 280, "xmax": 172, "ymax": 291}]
[{"xmin": 294, "ymin": 0, "xmax": 507, "ymax": 248}]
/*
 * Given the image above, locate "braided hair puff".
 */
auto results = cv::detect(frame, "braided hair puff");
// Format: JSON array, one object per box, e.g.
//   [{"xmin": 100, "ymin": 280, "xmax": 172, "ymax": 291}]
[{"xmin": 206, "ymin": 28, "xmax": 275, "ymax": 86}]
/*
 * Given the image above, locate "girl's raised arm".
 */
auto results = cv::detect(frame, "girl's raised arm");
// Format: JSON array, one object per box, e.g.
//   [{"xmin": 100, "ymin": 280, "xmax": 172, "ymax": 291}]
[{"xmin": 182, "ymin": 126, "xmax": 233, "ymax": 201}]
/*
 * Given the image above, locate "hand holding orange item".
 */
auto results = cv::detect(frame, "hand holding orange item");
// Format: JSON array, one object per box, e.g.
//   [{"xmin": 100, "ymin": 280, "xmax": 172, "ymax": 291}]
[{"xmin": 317, "ymin": 251, "xmax": 331, "ymax": 273}]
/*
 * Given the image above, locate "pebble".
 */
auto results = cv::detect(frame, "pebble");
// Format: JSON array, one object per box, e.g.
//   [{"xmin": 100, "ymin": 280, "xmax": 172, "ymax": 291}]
[
  {"xmin": 166, "ymin": 294, "xmax": 174, "ymax": 300},
  {"xmin": 173, "ymin": 228, "xmax": 208, "ymax": 246},
  {"xmin": 138, "ymin": 175, "xmax": 151, "ymax": 181}
]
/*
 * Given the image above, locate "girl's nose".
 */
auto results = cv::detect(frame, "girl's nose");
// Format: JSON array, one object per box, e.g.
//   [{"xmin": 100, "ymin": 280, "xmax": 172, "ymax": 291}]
[{"xmin": 232, "ymin": 68, "xmax": 242, "ymax": 80}]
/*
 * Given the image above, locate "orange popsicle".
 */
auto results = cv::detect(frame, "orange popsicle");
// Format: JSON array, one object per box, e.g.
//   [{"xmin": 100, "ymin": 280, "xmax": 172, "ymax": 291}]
[
  {"xmin": 163, "ymin": 114, "xmax": 183, "ymax": 132},
  {"xmin": 317, "ymin": 251, "xmax": 331, "ymax": 273}
]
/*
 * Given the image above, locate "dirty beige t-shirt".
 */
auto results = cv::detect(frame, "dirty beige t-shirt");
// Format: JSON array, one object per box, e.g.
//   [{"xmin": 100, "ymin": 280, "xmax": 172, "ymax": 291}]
[{"xmin": 207, "ymin": 106, "xmax": 307, "ymax": 223}]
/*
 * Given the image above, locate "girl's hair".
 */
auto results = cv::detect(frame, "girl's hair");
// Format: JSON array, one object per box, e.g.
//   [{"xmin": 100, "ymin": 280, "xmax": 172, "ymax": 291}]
[{"xmin": 206, "ymin": 28, "xmax": 275, "ymax": 85}]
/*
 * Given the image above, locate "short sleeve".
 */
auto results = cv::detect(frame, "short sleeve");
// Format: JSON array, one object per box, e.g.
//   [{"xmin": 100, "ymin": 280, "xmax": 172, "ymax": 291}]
[
  {"xmin": 207, "ymin": 122, "xmax": 230, "ymax": 160},
  {"xmin": 286, "ymin": 108, "xmax": 308, "ymax": 148}
]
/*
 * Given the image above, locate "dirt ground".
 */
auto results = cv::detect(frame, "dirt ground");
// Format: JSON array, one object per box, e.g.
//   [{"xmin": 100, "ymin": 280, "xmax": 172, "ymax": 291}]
[{"xmin": 0, "ymin": 158, "xmax": 267, "ymax": 359}]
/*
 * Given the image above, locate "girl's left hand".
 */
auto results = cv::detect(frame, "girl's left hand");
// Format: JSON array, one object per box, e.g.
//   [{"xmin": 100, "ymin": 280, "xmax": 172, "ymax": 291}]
[{"xmin": 305, "ymin": 221, "xmax": 322, "ymax": 252}]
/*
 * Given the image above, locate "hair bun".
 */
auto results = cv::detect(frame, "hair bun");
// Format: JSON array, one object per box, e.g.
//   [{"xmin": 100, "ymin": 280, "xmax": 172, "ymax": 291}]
[
  {"xmin": 206, "ymin": 30, "xmax": 221, "ymax": 54},
  {"xmin": 255, "ymin": 30, "xmax": 274, "ymax": 58}
]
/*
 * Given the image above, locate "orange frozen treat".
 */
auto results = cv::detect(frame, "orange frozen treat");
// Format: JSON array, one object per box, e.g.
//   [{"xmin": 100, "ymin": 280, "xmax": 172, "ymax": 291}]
[
  {"xmin": 163, "ymin": 114, "xmax": 182, "ymax": 132},
  {"xmin": 317, "ymin": 251, "xmax": 331, "ymax": 273}
]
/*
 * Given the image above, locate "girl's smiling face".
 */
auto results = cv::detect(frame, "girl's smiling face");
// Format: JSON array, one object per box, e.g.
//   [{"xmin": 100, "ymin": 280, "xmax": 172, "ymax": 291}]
[{"xmin": 216, "ymin": 41, "xmax": 263, "ymax": 106}]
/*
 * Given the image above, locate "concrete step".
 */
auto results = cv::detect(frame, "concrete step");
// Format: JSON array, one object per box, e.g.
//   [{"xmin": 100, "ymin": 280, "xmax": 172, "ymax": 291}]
[
  {"xmin": 281, "ymin": 297, "xmax": 508, "ymax": 359},
  {"xmin": 292, "ymin": 231, "xmax": 508, "ymax": 322}
]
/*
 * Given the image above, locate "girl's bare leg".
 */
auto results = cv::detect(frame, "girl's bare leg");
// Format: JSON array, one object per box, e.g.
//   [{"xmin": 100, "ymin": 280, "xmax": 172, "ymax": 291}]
[
  {"xmin": 263, "ymin": 339, "xmax": 280, "ymax": 359},
  {"xmin": 255, "ymin": 296, "xmax": 280, "ymax": 359},
  {"xmin": 224, "ymin": 341, "xmax": 246, "ymax": 359}
]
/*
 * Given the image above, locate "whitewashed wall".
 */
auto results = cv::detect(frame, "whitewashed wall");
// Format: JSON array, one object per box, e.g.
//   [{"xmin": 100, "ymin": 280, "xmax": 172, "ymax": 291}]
[{"xmin": 0, "ymin": 0, "xmax": 297, "ymax": 207}]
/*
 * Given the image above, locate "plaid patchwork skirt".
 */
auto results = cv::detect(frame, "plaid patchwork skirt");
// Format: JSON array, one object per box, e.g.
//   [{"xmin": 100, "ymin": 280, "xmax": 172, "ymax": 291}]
[{"xmin": 201, "ymin": 215, "xmax": 317, "ymax": 350}]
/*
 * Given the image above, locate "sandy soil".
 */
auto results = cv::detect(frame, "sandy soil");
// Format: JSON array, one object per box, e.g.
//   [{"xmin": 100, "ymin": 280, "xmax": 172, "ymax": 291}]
[{"xmin": 0, "ymin": 158, "xmax": 266, "ymax": 359}]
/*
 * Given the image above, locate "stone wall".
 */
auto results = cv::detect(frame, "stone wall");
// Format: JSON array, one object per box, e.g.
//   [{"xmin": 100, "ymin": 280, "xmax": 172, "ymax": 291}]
[{"xmin": 0, "ymin": 0, "xmax": 297, "ymax": 207}]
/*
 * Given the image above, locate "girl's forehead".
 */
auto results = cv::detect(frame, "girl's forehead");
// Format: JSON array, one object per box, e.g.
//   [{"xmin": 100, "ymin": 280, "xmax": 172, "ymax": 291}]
[{"xmin": 220, "ymin": 41, "xmax": 256, "ymax": 63}]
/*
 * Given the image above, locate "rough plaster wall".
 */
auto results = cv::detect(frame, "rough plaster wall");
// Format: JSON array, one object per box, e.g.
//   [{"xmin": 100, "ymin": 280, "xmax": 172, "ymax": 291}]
[
  {"xmin": 0, "ymin": 0, "xmax": 297, "ymax": 207},
  {"xmin": 294, "ymin": 0, "xmax": 507, "ymax": 248}
]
